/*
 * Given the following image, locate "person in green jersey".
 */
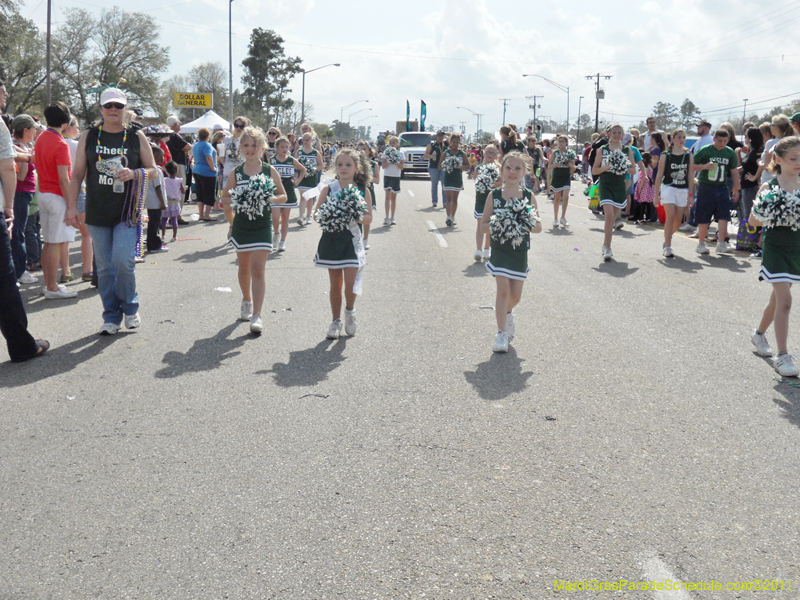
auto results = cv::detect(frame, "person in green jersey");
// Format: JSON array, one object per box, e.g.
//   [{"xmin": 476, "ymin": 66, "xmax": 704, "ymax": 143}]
[
  {"xmin": 269, "ymin": 136, "xmax": 307, "ymax": 252},
  {"xmin": 692, "ymin": 129, "xmax": 740, "ymax": 255}
]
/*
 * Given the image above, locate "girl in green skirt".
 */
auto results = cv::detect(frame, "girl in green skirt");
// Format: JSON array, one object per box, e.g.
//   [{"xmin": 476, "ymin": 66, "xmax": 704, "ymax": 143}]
[
  {"xmin": 480, "ymin": 151, "xmax": 542, "ymax": 353},
  {"xmin": 472, "ymin": 143, "xmax": 502, "ymax": 262},
  {"xmin": 312, "ymin": 149, "xmax": 374, "ymax": 339},
  {"xmin": 270, "ymin": 136, "xmax": 307, "ymax": 252},
  {"xmin": 222, "ymin": 127, "xmax": 287, "ymax": 334},
  {"xmin": 749, "ymin": 136, "xmax": 800, "ymax": 377},
  {"xmin": 357, "ymin": 140, "xmax": 380, "ymax": 250},
  {"xmin": 547, "ymin": 135, "xmax": 576, "ymax": 228},
  {"xmin": 295, "ymin": 132, "xmax": 323, "ymax": 226},
  {"xmin": 439, "ymin": 133, "xmax": 470, "ymax": 228},
  {"xmin": 592, "ymin": 123, "xmax": 636, "ymax": 261}
]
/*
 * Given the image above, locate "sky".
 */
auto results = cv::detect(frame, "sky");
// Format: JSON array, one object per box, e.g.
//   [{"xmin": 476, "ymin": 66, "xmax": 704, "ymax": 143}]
[{"xmin": 20, "ymin": 0, "xmax": 800, "ymax": 135}]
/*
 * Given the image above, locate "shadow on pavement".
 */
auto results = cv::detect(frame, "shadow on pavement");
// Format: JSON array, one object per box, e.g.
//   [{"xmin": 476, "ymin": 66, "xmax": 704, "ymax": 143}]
[
  {"xmin": 462, "ymin": 262, "xmax": 487, "ymax": 278},
  {"xmin": 175, "ymin": 244, "xmax": 232, "ymax": 264},
  {"xmin": 591, "ymin": 261, "xmax": 639, "ymax": 277},
  {"xmin": 464, "ymin": 346, "xmax": 534, "ymax": 400},
  {"xmin": 259, "ymin": 338, "xmax": 347, "ymax": 387},
  {"xmin": 588, "ymin": 227, "xmax": 647, "ymax": 239},
  {"xmin": 696, "ymin": 255, "xmax": 752, "ymax": 273},
  {"xmin": 773, "ymin": 377, "xmax": 800, "ymax": 429},
  {"xmin": 657, "ymin": 256, "xmax": 704, "ymax": 273},
  {"xmin": 155, "ymin": 322, "xmax": 247, "ymax": 378},
  {"xmin": 0, "ymin": 333, "xmax": 120, "ymax": 387},
  {"xmin": 548, "ymin": 227, "xmax": 574, "ymax": 236}
]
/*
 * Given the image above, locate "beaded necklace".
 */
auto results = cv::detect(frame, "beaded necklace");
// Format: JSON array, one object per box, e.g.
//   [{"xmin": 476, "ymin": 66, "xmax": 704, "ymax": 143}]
[
  {"xmin": 46, "ymin": 127, "xmax": 64, "ymax": 138},
  {"xmin": 96, "ymin": 125, "xmax": 127, "ymax": 163}
]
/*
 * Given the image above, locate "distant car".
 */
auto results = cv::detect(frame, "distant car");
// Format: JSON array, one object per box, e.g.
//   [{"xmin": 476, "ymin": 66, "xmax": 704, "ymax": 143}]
[{"xmin": 398, "ymin": 132, "xmax": 435, "ymax": 178}]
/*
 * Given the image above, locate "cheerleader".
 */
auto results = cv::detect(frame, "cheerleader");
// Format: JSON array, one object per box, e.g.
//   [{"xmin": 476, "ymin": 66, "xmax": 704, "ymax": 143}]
[
  {"xmin": 439, "ymin": 134, "xmax": 470, "ymax": 227},
  {"xmin": 270, "ymin": 136, "xmax": 307, "ymax": 252},
  {"xmin": 357, "ymin": 140, "xmax": 380, "ymax": 249},
  {"xmin": 221, "ymin": 126, "xmax": 287, "ymax": 334},
  {"xmin": 295, "ymin": 132, "xmax": 323, "ymax": 226},
  {"xmin": 480, "ymin": 152, "xmax": 542, "ymax": 353},
  {"xmin": 473, "ymin": 143, "xmax": 502, "ymax": 261},
  {"xmin": 547, "ymin": 135, "xmax": 576, "ymax": 228},
  {"xmin": 381, "ymin": 136, "xmax": 404, "ymax": 225},
  {"xmin": 313, "ymin": 149, "xmax": 374, "ymax": 339},
  {"xmin": 748, "ymin": 136, "xmax": 800, "ymax": 377},
  {"xmin": 592, "ymin": 123, "xmax": 636, "ymax": 261}
]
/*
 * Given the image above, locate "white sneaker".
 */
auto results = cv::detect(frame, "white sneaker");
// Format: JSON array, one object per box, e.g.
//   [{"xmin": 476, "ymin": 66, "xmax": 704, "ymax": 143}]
[
  {"xmin": 250, "ymin": 315, "xmax": 263, "ymax": 334},
  {"xmin": 383, "ymin": 217, "xmax": 391, "ymax": 226},
  {"xmin": 716, "ymin": 241, "xmax": 732, "ymax": 254},
  {"xmin": 277, "ymin": 240, "xmax": 286, "ymax": 252},
  {"xmin": 99, "ymin": 322, "xmax": 121, "ymax": 335},
  {"xmin": 552, "ymin": 218, "xmax": 559, "ymax": 228},
  {"xmin": 474, "ymin": 249, "xmax": 483, "ymax": 262},
  {"xmin": 483, "ymin": 248, "xmax": 491, "ymax": 261},
  {"xmin": 124, "ymin": 312, "xmax": 141, "ymax": 329},
  {"xmin": 326, "ymin": 319, "xmax": 343, "ymax": 339},
  {"xmin": 240, "ymin": 300, "xmax": 253, "ymax": 321},
  {"xmin": 559, "ymin": 217, "xmax": 569, "ymax": 227},
  {"xmin": 614, "ymin": 220, "xmax": 624, "ymax": 230},
  {"xmin": 296, "ymin": 216, "xmax": 304, "ymax": 226},
  {"xmin": 18, "ymin": 271, "xmax": 38, "ymax": 284},
  {"xmin": 391, "ymin": 217, "xmax": 396, "ymax": 225},
  {"xmin": 663, "ymin": 246, "xmax": 674, "ymax": 257},
  {"xmin": 602, "ymin": 245, "xmax": 613, "ymax": 261},
  {"xmin": 364, "ymin": 238, "xmax": 370, "ymax": 250},
  {"xmin": 451, "ymin": 218, "xmax": 457, "ymax": 227},
  {"xmin": 751, "ymin": 330, "xmax": 774, "ymax": 357},
  {"xmin": 493, "ymin": 331, "xmax": 509, "ymax": 353},
  {"xmin": 44, "ymin": 285, "xmax": 77, "ymax": 299},
  {"xmin": 344, "ymin": 309, "xmax": 357, "ymax": 336},
  {"xmin": 696, "ymin": 241, "xmax": 710, "ymax": 255},
  {"xmin": 775, "ymin": 353, "xmax": 800, "ymax": 377},
  {"xmin": 506, "ymin": 311, "xmax": 515, "ymax": 340},
  {"xmin": 678, "ymin": 223, "xmax": 695, "ymax": 232}
]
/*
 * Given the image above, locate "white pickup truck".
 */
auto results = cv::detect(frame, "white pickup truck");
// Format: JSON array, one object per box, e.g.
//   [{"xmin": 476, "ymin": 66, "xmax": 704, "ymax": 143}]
[{"xmin": 398, "ymin": 131, "xmax": 436, "ymax": 179}]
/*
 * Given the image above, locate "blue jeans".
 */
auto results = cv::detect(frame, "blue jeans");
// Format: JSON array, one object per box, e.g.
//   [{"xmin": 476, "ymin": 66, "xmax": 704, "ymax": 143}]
[
  {"xmin": 428, "ymin": 168, "xmax": 445, "ymax": 205},
  {"xmin": 24, "ymin": 212, "xmax": 41, "ymax": 267},
  {"xmin": 11, "ymin": 191, "xmax": 32, "ymax": 278},
  {"xmin": 88, "ymin": 222, "xmax": 139, "ymax": 324}
]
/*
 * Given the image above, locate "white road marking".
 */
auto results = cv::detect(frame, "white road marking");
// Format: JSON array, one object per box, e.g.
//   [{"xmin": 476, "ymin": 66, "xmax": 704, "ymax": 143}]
[
  {"xmin": 408, "ymin": 190, "xmax": 415, "ymax": 197},
  {"xmin": 641, "ymin": 551, "xmax": 692, "ymax": 600},
  {"xmin": 427, "ymin": 220, "xmax": 448, "ymax": 248}
]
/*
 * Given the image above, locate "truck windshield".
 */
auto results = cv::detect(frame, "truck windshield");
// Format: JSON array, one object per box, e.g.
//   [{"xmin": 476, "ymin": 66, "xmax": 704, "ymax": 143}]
[{"xmin": 400, "ymin": 133, "xmax": 434, "ymax": 147}]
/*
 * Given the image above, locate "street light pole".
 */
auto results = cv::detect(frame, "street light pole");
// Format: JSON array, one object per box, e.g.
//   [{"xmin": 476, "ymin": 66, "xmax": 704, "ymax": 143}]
[
  {"xmin": 457, "ymin": 107, "xmax": 482, "ymax": 139},
  {"xmin": 348, "ymin": 107, "xmax": 371, "ymax": 123},
  {"xmin": 523, "ymin": 74, "xmax": 569, "ymax": 133},
  {"xmin": 341, "ymin": 100, "xmax": 368, "ymax": 123},
  {"xmin": 46, "ymin": 0, "xmax": 51, "ymax": 104},
  {"xmin": 300, "ymin": 63, "xmax": 340, "ymax": 130},
  {"xmin": 577, "ymin": 96, "xmax": 584, "ymax": 148},
  {"xmin": 229, "ymin": 0, "xmax": 233, "ymax": 125}
]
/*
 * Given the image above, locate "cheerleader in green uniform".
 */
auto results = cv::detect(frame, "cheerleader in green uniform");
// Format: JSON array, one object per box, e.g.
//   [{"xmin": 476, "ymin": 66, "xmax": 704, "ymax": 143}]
[
  {"xmin": 749, "ymin": 136, "xmax": 800, "ymax": 377},
  {"xmin": 270, "ymin": 136, "xmax": 307, "ymax": 252},
  {"xmin": 357, "ymin": 140, "xmax": 380, "ymax": 250},
  {"xmin": 312, "ymin": 149, "xmax": 374, "ymax": 339},
  {"xmin": 295, "ymin": 132, "xmax": 323, "ymax": 226},
  {"xmin": 472, "ymin": 143, "xmax": 502, "ymax": 261},
  {"xmin": 439, "ymin": 133, "xmax": 470, "ymax": 227},
  {"xmin": 221, "ymin": 127, "xmax": 287, "ymax": 334},
  {"xmin": 480, "ymin": 151, "xmax": 542, "ymax": 353},
  {"xmin": 592, "ymin": 123, "xmax": 636, "ymax": 261},
  {"xmin": 547, "ymin": 135, "xmax": 576, "ymax": 229}
]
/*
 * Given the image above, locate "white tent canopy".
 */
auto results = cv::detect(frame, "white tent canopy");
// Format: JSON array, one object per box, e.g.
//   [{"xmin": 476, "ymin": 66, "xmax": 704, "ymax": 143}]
[{"xmin": 178, "ymin": 110, "xmax": 230, "ymax": 134}]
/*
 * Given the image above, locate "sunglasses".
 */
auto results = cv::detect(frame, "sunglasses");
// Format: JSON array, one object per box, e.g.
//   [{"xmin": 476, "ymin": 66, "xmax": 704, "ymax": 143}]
[
  {"xmin": 268, "ymin": 131, "xmax": 278, "ymax": 136},
  {"xmin": 103, "ymin": 102, "xmax": 125, "ymax": 110},
  {"xmin": 234, "ymin": 123, "xmax": 245, "ymax": 129}
]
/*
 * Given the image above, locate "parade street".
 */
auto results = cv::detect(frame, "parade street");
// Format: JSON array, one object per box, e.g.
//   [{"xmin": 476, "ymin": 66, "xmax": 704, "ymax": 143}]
[{"xmin": 2, "ymin": 176, "xmax": 799, "ymax": 599}]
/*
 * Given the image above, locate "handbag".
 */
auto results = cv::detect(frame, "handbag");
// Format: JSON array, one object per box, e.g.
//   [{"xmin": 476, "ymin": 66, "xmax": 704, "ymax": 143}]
[
  {"xmin": 736, "ymin": 222, "xmax": 762, "ymax": 252},
  {"xmin": 586, "ymin": 184, "xmax": 600, "ymax": 210}
]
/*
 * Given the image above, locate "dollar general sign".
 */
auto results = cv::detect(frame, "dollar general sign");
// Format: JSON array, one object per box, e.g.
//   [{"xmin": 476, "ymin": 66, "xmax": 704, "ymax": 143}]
[{"xmin": 173, "ymin": 93, "xmax": 213, "ymax": 108}]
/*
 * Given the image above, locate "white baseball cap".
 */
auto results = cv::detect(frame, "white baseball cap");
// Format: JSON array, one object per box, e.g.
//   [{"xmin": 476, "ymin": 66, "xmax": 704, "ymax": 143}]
[
  {"xmin": 99, "ymin": 88, "xmax": 127, "ymax": 107},
  {"xmin": 166, "ymin": 115, "xmax": 180, "ymax": 127}
]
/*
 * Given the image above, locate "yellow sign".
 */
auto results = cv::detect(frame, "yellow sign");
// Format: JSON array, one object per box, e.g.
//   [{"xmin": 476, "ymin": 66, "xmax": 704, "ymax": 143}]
[{"xmin": 173, "ymin": 93, "xmax": 213, "ymax": 108}]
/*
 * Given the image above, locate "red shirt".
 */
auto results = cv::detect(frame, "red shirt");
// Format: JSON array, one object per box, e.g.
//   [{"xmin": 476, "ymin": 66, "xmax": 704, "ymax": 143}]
[{"xmin": 34, "ymin": 129, "xmax": 71, "ymax": 196}]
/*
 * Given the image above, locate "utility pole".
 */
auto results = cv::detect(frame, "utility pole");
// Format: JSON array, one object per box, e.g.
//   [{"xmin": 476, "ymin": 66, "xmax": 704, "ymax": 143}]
[
  {"xmin": 577, "ymin": 96, "xmax": 584, "ymax": 148},
  {"xmin": 500, "ymin": 98, "xmax": 511, "ymax": 126},
  {"xmin": 743, "ymin": 99, "xmax": 749, "ymax": 124},
  {"xmin": 525, "ymin": 95, "xmax": 543, "ymax": 131},
  {"xmin": 46, "ymin": 0, "xmax": 51, "ymax": 104},
  {"xmin": 228, "ymin": 0, "xmax": 233, "ymax": 126},
  {"xmin": 585, "ymin": 73, "xmax": 612, "ymax": 133}
]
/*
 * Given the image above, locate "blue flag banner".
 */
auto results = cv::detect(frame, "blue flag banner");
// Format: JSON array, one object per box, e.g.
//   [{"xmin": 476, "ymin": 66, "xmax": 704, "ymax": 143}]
[
  {"xmin": 406, "ymin": 100, "xmax": 410, "ymax": 132},
  {"xmin": 420, "ymin": 100, "xmax": 427, "ymax": 131}
]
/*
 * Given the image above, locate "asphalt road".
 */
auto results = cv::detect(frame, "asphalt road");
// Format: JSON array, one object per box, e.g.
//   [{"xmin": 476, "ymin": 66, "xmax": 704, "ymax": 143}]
[{"xmin": 2, "ymin": 172, "xmax": 799, "ymax": 600}]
